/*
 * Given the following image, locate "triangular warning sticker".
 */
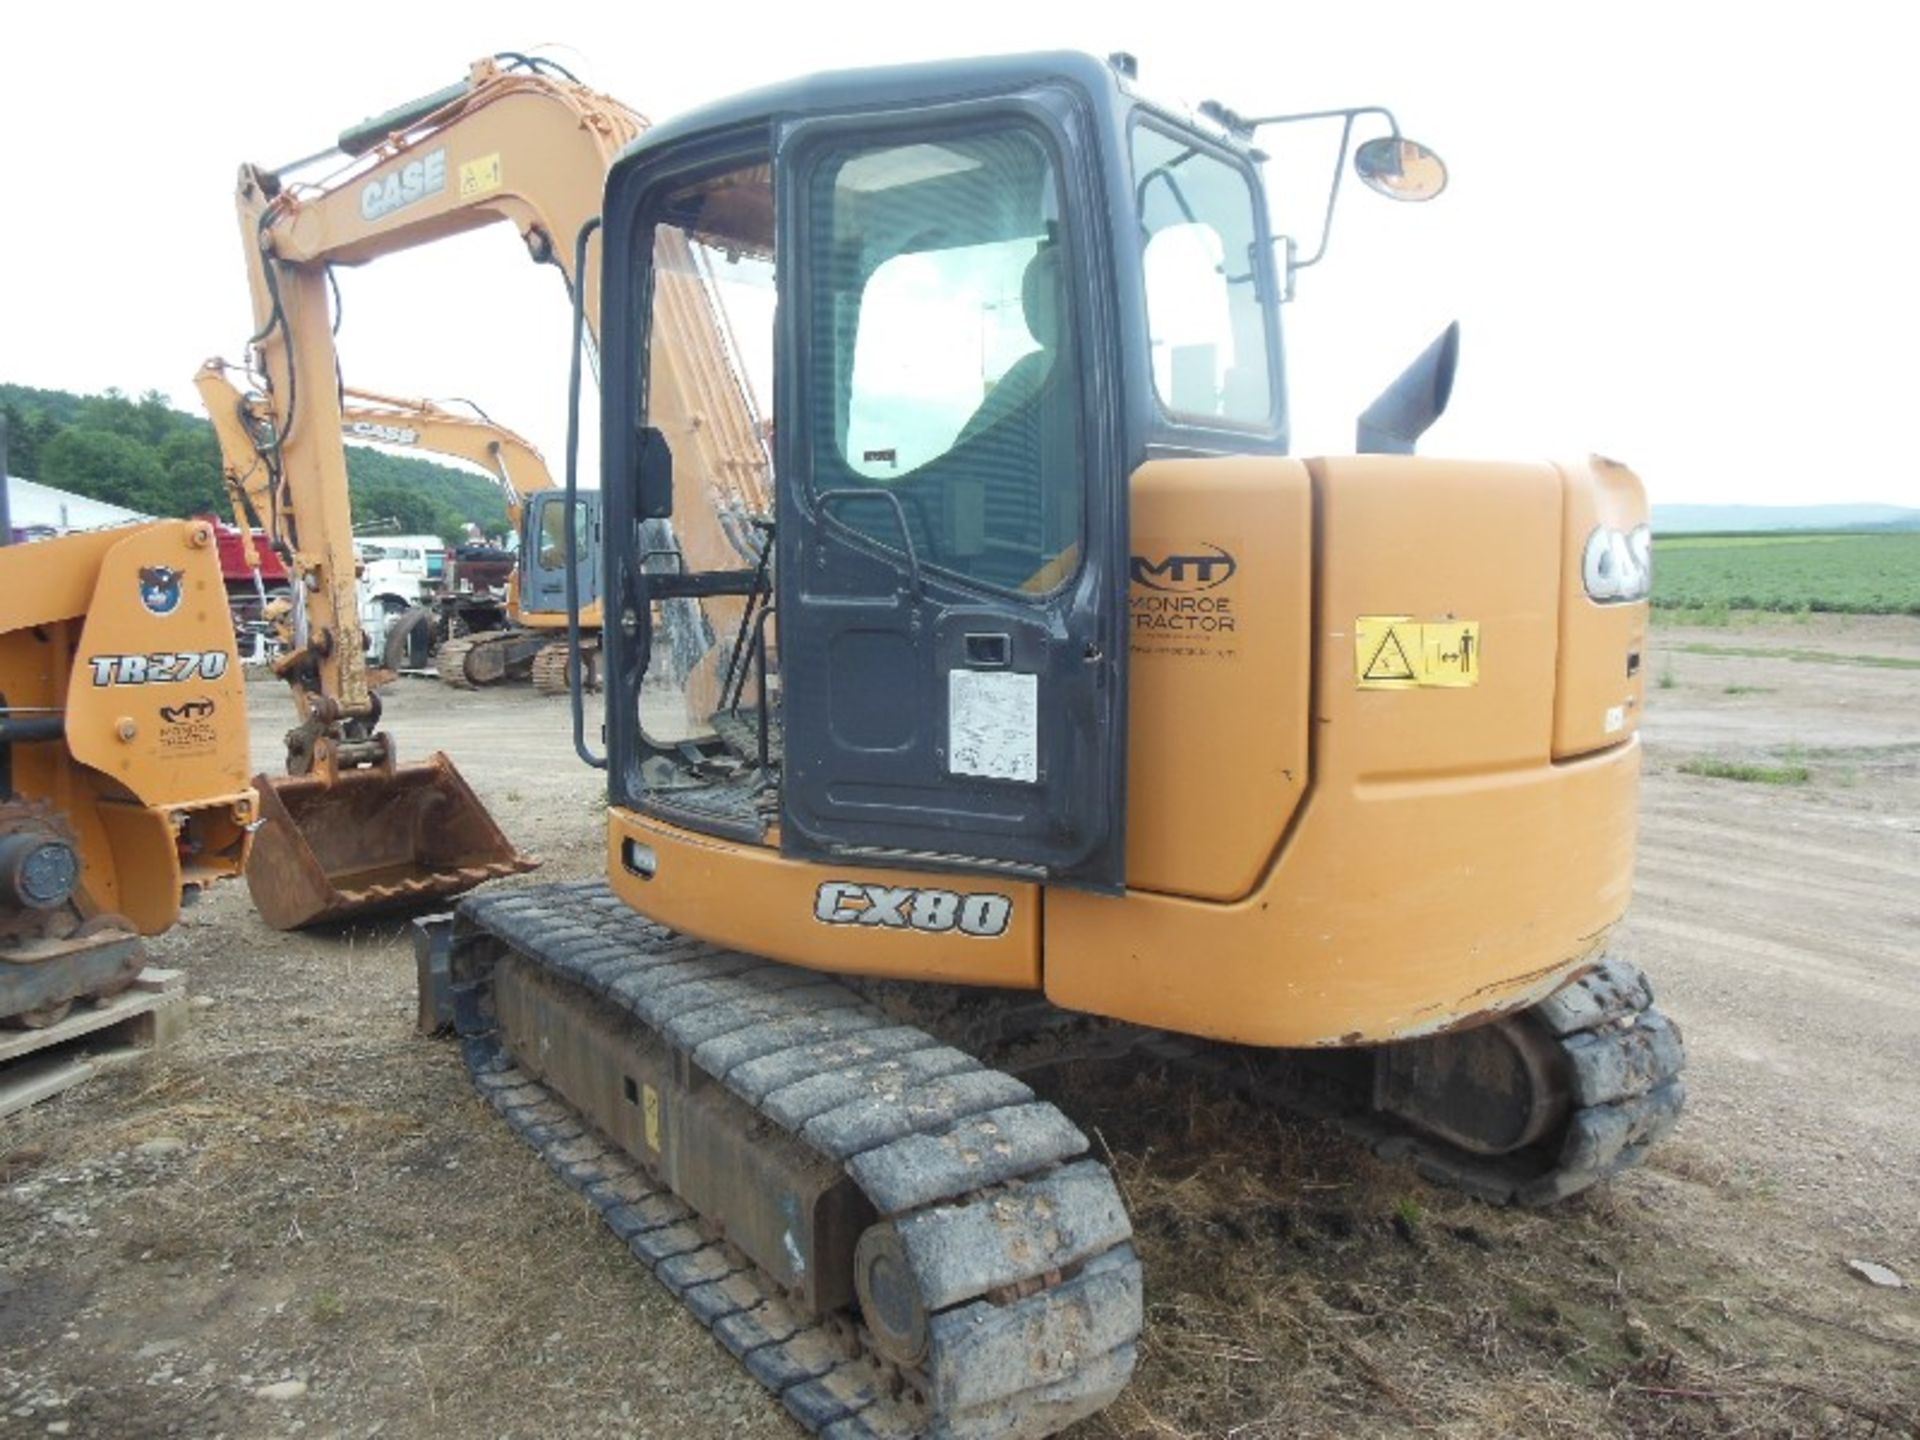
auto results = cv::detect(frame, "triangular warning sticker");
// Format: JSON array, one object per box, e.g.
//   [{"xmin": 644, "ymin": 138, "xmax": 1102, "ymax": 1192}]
[{"xmin": 1362, "ymin": 628, "xmax": 1417, "ymax": 682}]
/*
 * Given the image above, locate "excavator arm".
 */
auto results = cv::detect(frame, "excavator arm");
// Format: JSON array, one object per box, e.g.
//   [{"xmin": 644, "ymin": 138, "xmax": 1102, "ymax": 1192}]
[
  {"xmin": 230, "ymin": 56, "xmax": 766, "ymax": 747},
  {"xmin": 213, "ymin": 56, "xmax": 767, "ymax": 928},
  {"xmin": 337, "ymin": 386, "xmax": 551, "ymax": 514},
  {"xmin": 198, "ymin": 363, "xmax": 552, "ymax": 548}
]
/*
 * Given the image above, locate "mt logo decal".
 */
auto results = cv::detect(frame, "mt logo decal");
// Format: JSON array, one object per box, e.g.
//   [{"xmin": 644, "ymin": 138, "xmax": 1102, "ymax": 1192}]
[{"xmin": 1130, "ymin": 544, "xmax": 1237, "ymax": 593}]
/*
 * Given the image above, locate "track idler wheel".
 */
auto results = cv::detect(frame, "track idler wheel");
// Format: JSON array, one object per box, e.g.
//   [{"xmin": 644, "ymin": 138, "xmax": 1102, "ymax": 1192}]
[
  {"xmin": 1375, "ymin": 1014, "xmax": 1572, "ymax": 1156},
  {"xmin": 1369, "ymin": 956, "xmax": 1687, "ymax": 1204},
  {"xmin": 853, "ymin": 1223, "xmax": 930, "ymax": 1369}
]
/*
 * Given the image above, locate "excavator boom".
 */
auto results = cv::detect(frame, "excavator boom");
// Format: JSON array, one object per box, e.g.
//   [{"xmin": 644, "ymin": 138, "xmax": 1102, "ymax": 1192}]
[{"xmin": 214, "ymin": 56, "xmax": 766, "ymax": 928}]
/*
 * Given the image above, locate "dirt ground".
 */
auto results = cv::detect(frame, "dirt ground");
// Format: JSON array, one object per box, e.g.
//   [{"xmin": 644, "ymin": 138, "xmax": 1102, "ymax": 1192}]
[{"xmin": 2, "ymin": 613, "xmax": 1916, "ymax": 1438}]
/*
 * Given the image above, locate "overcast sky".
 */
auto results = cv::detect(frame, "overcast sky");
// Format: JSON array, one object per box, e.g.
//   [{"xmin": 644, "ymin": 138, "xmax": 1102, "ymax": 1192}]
[{"xmin": 2, "ymin": 1, "xmax": 1913, "ymax": 506}]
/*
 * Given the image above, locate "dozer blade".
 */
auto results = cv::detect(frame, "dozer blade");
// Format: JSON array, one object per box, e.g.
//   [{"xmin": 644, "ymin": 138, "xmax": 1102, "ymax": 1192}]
[{"xmin": 246, "ymin": 753, "xmax": 536, "ymax": 930}]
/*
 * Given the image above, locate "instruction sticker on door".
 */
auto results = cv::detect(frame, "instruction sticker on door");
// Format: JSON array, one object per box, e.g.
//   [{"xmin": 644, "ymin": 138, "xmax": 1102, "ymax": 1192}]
[
  {"xmin": 1355, "ymin": 616, "xmax": 1481, "ymax": 689},
  {"xmin": 948, "ymin": 669, "xmax": 1038, "ymax": 782}
]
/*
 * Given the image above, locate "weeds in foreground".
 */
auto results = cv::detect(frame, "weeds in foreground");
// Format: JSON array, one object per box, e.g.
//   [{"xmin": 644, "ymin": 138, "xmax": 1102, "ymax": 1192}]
[
  {"xmin": 1679, "ymin": 642, "xmax": 1920, "ymax": 671},
  {"xmin": 1678, "ymin": 757, "xmax": 1812, "ymax": 785}
]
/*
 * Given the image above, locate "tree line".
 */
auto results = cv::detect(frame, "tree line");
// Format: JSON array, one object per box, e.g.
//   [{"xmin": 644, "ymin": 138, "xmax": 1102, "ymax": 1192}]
[{"xmin": 2, "ymin": 383, "xmax": 510, "ymax": 544}]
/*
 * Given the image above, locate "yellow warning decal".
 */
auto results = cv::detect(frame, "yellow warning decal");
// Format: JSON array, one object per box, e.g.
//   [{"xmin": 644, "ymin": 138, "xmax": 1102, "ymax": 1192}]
[
  {"xmin": 642, "ymin": 1083, "xmax": 662, "ymax": 1152},
  {"xmin": 458, "ymin": 153, "xmax": 503, "ymax": 199},
  {"xmin": 1355, "ymin": 616, "xmax": 1481, "ymax": 689}
]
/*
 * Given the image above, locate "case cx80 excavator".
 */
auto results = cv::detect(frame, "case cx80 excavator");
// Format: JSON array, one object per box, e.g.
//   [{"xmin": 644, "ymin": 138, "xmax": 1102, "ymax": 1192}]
[{"xmin": 253, "ymin": 49, "xmax": 1680, "ymax": 1437}]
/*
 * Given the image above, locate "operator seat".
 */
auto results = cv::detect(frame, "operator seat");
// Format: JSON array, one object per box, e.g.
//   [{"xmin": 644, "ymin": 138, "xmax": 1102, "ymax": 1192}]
[
  {"xmin": 956, "ymin": 243, "xmax": 1063, "ymax": 445},
  {"xmin": 850, "ymin": 242, "xmax": 1079, "ymax": 592}
]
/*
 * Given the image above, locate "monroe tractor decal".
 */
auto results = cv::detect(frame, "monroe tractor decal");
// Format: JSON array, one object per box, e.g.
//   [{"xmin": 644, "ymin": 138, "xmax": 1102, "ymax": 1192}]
[
  {"xmin": 814, "ymin": 882, "xmax": 1013, "ymax": 938},
  {"xmin": 158, "ymin": 696, "xmax": 220, "ymax": 755},
  {"xmin": 1130, "ymin": 545, "xmax": 1236, "ymax": 593},
  {"xmin": 1131, "ymin": 542, "xmax": 1239, "ymax": 659}
]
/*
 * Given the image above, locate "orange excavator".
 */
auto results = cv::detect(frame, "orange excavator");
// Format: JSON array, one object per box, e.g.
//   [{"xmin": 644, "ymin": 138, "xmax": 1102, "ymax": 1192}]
[
  {"xmin": 247, "ymin": 48, "xmax": 1680, "ymax": 1437},
  {"xmin": 200, "ymin": 369, "xmax": 606, "ymax": 692},
  {"xmin": 206, "ymin": 54, "xmax": 769, "ymax": 929}
]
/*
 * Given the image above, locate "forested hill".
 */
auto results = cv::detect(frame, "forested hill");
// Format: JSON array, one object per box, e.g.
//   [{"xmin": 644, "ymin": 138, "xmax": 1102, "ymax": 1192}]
[{"xmin": 1, "ymin": 382, "xmax": 510, "ymax": 543}]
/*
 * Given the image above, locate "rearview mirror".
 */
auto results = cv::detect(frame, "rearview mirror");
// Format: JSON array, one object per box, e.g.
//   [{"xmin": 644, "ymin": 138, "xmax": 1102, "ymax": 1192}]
[
  {"xmin": 1354, "ymin": 137, "xmax": 1448, "ymax": 202},
  {"xmin": 634, "ymin": 425, "xmax": 673, "ymax": 521}
]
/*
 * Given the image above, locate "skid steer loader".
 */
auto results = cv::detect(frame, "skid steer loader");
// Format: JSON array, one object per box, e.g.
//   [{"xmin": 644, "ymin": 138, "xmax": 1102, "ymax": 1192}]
[{"xmin": 0, "ymin": 517, "xmax": 254, "ymax": 1026}]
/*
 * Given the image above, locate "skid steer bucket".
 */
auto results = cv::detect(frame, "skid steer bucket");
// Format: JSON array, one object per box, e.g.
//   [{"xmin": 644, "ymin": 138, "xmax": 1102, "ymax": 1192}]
[{"xmin": 245, "ymin": 753, "xmax": 536, "ymax": 930}]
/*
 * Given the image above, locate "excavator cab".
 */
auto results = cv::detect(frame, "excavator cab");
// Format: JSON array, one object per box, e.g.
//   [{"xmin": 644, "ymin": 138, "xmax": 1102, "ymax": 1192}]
[
  {"xmin": 591, "ymin": 52, "xmax": 1660, "ymax": 1066},
  {"xmin": 599, "ymin": 53, "xmax": 1265, "ymax": 888},
  {"xmin": 521, "ymin": 489, "xmax": 600, "ymax": 618}
]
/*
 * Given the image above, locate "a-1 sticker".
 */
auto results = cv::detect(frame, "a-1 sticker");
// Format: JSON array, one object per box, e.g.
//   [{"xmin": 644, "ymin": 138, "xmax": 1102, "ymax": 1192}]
[
  {"xmin": 90, "ymin": 651, "xmax": 231, "ymax": 686},
  {"xmin": 814, "ymin": 882, "xmax": 1012, "ymax": 938},
  {"xmin": 458, "ymin": 152, "xmax": 503, "ymax": 199}
]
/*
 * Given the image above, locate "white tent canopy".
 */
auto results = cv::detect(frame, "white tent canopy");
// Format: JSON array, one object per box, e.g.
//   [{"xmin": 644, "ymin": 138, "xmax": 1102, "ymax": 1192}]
[{"xmin": 5, "ymin": 475, "xmax": 152, "ymax": 535}]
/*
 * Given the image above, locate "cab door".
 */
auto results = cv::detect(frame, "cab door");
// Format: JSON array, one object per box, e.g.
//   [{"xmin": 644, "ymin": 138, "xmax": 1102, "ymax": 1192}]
[
  {"xmin": 775, "ymin": 94, "xmax": 1127, "ymax": 888},
  {"xmin": 523, "ymin": 491, "xmax": 599, "ymax": 616}
]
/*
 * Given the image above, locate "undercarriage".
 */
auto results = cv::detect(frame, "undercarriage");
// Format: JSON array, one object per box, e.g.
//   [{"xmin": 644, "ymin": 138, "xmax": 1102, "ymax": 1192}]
[{"xmin": 442, "ymin": 881, "xmax": 1684, "ymax": 1438}]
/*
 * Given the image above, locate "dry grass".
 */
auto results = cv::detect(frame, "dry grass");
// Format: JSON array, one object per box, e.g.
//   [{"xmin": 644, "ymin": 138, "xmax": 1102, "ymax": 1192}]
[{"xmin": 1038, "ymin": 1064, "xmax": 1920, "ymax": 1440}]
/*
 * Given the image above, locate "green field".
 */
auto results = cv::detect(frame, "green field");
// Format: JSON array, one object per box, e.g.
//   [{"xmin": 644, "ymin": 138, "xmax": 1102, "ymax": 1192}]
[{"xmin": 1652, "ymin": 531, "xmax": 1920, "ymax": 615}]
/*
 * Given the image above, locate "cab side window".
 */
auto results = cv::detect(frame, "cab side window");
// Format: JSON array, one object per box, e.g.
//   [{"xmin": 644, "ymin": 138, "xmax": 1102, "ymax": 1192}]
[{"xmin": 1133, "ymin": 125, "xmax": 1274, "ymax": 426}]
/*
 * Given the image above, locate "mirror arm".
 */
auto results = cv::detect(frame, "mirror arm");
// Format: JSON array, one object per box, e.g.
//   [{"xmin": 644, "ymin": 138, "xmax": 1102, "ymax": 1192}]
[
  {"xmin": 1290, "ymin": 112, "xmax": 1358, "ymax": 273},
  {"xmin": 1238, "ymin": 106, "xmax": 1403, "ymax": 297}
]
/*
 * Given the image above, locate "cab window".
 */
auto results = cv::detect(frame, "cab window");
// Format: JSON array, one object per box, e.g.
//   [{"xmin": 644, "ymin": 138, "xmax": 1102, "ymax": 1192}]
[
  {"xmin": 805, "ymin": 127, "xmax": 1083, "ymax": 595},
  {"xmin": 1132, "ymin": 124, "xmax": 1274, "ymax": 425}
]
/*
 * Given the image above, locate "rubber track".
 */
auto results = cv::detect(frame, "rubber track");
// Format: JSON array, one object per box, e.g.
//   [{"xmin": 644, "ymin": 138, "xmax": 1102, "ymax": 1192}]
[
  {"xmin": 434, "ymin": 634, "xmax": 483, "ymax": 689},
  {"xmin": 451, "ymin": 881, "xmax": 1141, "ymax": 1439},
  {"xmin": 529, "ymin": 639, "xmax": 600, "ymax": 696},
  {"xmin": 1162, "ymin": 955, "xmax": 1686, "ymax": 1207}
]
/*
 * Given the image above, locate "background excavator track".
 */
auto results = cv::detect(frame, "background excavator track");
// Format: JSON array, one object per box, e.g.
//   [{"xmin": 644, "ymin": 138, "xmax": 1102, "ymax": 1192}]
[
  {"xmin": 530, "ymin": 640, "xmax": 600, "ymax": 696},
  {"xmin": 451, "ymin": 881, "xmax": 1143, "ymax": 1439}
]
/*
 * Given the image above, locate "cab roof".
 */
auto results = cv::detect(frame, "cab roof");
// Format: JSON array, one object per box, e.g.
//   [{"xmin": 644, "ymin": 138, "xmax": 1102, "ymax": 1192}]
[{"xmin": 615, "ymin": 51, "xmax": 1137, "ymax": 171}]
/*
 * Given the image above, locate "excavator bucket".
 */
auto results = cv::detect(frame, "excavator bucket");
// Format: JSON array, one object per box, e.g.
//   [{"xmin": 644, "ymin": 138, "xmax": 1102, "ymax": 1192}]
[{"xmin": 245, "ymin": 753, "xmax": 536, "ymax": 930}]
